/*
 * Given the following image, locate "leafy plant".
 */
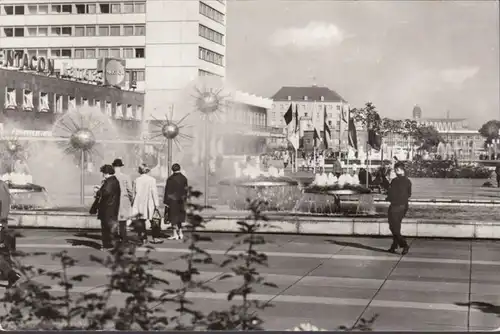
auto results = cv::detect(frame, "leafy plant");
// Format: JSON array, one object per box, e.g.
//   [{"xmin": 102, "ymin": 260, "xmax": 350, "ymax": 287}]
[
  {"xmin": 338, "ymin": 314, "xmax": 379, "ymax": 332},
  {"xmin": 207, "ymin": 198, "xmax": 277, "ymax": 330},
  {"xmin": 164, "ymin": 187, "xmax": 215, "ymax": 330}
]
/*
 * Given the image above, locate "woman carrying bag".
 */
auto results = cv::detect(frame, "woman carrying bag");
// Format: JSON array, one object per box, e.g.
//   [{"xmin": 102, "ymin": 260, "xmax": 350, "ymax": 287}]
[{"xmin": 131, "ymin": 163, "xmax": 163, "ymax": 244}]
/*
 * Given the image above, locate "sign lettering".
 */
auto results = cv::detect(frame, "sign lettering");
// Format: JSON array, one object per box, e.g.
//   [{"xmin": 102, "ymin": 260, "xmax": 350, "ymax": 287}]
[
  {"xmin": 61, "ymin": 65, "xmax": 103, "ymax": 84},
  {"xmin": 0, "ymin": 50, "xmax": 55, "ymax": 75}
]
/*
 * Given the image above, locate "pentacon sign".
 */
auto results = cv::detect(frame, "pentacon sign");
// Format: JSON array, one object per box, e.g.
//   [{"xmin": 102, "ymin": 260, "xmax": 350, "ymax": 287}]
[{"xmin": 0, "ymin": 50, "xmax": 55, "ymax": 75}]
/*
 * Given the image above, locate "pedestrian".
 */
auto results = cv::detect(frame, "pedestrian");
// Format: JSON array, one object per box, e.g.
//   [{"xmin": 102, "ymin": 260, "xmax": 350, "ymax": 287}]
[
  {"xmin": 164, "ymin": 163, "xmax": 188, "ymax": 240},
  {"xmin": 495, "ymin": 165, "xmax": 500, "ymax": 188},
  {"xmin": 131, "ymin": 163, "xmax": 160, "ymax": 244},
  {"xmin": 93, "ymin": 164, "xmax": 121, "ymax": 250},
  {"xmin": 333, "ymin": 156, "xmax": 342, "ymax": 178},
  {"xmin": 111, "ymin": 158, "xmax": 133, "ymax": 242},
  {"xmin": 386, "ymin": 161, "xmax": 411, "ymax": 255},
  {"xmin": 283, "ymin": 151, "xmax": 289, "ymax": 169}
]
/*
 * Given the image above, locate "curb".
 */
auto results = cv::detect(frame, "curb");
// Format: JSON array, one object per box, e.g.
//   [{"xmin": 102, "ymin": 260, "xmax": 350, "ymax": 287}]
[{"xmin": 8, "ymin": 210, "xmax": 500, "ymax": 240}]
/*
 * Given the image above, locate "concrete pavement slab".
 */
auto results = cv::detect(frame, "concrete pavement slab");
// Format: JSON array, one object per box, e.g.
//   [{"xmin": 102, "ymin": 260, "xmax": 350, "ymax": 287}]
[
  {"xmin": 382, "ymin": 279, "xmax": 468, "ymax": 294},
  {"xmin": 312, "ymin": 259, "xmax": 397, "ymax": 279},
  {"xmin": 282, "ymin": 284, "xmax": 379, "ymax": 300},
  {"xmin": 373, "ymin": 289, "xmax": 469, "ymax": 304}
]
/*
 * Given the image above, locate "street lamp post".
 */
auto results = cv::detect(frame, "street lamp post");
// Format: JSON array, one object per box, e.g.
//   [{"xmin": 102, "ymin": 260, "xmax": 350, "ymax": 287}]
[{"xmin": 69, "ymin": 128, "xmax": 96, "ymax": 205}]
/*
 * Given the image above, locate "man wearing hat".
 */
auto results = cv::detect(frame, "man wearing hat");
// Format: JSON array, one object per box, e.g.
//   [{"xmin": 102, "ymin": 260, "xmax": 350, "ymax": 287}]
[
  {"xmin": 164, "ymin": 163, "xmax": 188, "ymax": 240},
  {"xmin": 112, "ymin": 158, "xmax": 133, "ymax": 242}
]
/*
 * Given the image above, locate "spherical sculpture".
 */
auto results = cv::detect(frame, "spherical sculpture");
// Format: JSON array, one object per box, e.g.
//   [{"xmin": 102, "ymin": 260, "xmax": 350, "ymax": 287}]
[
  {"xmin": 161, "ymin": 123, "xmax": 179, "ymax": 140},
  {"xmin": 70, "ymin": 128, "xmax": 96, "ymax": 150},
  {"xmin": 197, "ymin": 92, "xmax": 219, "ymax": 114}
]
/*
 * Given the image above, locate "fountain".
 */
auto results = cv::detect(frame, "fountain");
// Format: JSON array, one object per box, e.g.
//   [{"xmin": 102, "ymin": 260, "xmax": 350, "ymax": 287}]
[{"xmin": 0, "ymin": 138, "xmax": 52, "ymax": 209}]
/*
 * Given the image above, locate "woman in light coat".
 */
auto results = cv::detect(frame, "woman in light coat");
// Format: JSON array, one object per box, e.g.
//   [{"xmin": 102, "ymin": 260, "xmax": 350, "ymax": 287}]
[{"xmin": 132, "ymin": 163, "xmax": 160, "ymax": 244}]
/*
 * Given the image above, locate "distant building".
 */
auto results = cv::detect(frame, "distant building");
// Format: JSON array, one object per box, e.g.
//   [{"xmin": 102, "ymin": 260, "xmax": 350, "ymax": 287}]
[{"xmin": 269, "ymin": 85, "xmax": 350, "ymax": 151}]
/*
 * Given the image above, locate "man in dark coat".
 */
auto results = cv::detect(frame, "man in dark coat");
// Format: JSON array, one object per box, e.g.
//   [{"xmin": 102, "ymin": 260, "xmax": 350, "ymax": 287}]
[
  {"xmin": 164, "ymin": 163, "xmax": 188, "ymax": 240},
  {"xmin": 386, "ymin": 162, "xmax": 411, "ymax": 255},
  {"xmin": 94, "ymin": 164, "xmax": 121, "ymax": 249}
]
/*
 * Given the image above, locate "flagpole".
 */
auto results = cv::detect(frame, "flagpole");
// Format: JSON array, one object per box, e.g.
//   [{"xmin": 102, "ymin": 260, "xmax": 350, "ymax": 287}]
[{"xmin": 366, "ymin": 121, "xmax": 369, "ymax": 189}]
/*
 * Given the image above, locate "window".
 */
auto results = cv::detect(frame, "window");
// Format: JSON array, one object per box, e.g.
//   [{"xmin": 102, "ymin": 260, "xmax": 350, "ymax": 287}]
[
  {"xmin": 51, "ymin": 27, "xmax": 61, "ymax": 36},
  {"xmin": 38, "ymin": 27, "xmax": 48, "ymax": 36},
  {"xmin": 54, "ymin": 94, "xmax": 63, "ymax": 113},
  {"xmin": 105, "ymin": 102, "xmax": 112, "ymax": 117},
  {"xmin": 123, "ymin": 48, "xmax": 134, "ymax": 58},
  {"xmin": 135, "ymin": 48, "xmax": 145, "ymax": 58},
  {"xmin": 134, "ymin": 2, "xmax": 145, "ymax": 13},
  {"xmin": 27, "ymin": 49, "xmax": 37, "ymax": 58},
  {"xmin": 336, "ymin": 105, "xmax": 341, "ymax": 110},
  {"xmin": 75, "ymin": 4, "xmax": 86, "ymax": 13},
  {"xmin": 14, "ymin": 5, "xmax": 24, "ymax": 15},
  {"xmin": 123, "ymin": 25, "xmax": 134, "ymax": 36},
  {"xmin": 136, "ymin": 70, "xmax": 145, "ymax": 81},
  {"xmin": 27, "ymin": 27, "xmax": 37, "ymax": 36},
  {"xmin": 3, "ymin": 28, "xmax": 13, "ymax": 37},
  {"xmin": 51, "ymin": 49, "xmax": 61, "ymax": 57},
  {"xmin": 38, "ymin": 5, "xmax": 48, "ymax": 14},
  {"xmin": 86, "ymin": 26, "xmax": 96, "ymax": 36},
  {"xmin": 75, "ymin": 26, "xmax": 85, "ymax": 36},
  {"xmin": 111, "ymin": 3, "xmax": 121, "ymax": 13},
  {"xmin": 94, "ymin": 100, "xmax": 101, "ymax": 112},
  {"xmin": 61, "ymin": 27, "xmax": 72, "ymax": 36},
  {"xmin": 115, "ymin": 103, "xmax": 124, "ymax": 119},
  {"xmin": 4, "ymin": 6, "xmax": 13, "ymax": 15},
  {"xmin": 110, "ymin": 25, "xmax": 120, "ymax": 36},
  {"xmin": 99, "ymin": 4, "xmax": 110, "ymax": 13},
  {"xmin": 198, "ymin": 47, "xmax": 224, "ymax": 66},
  {"xmin": 51, "ymin": 4, "xmax": 61, "ymax": 13},
  {"xmin": 199, "ymin": 24, "xmax": 224, "ymax": 45},
  {"xmin": 81, "ymin": 97, "xmax": 89, "ymax": 108},
  {"xmin": 61, "ymin": 49, "xmax": 72, "ymax": 58},
  {"xmin": 123, "ymin": 3, "xmax": 133, "ymax": 13},
  {"xmin": 27, "ymin": 5, "xmax": 37, "ymax": 14},
  {"xmin": 87, "ymin": 4, "xmax": 96, "ymax": 14},
  {"xmin": 23, "ymin": 90, "xmax": 33, "ymax": 111},
  {"xmin": 99, "ymin": 26, "xmax": 109, "ymax": 36},
  {"xmin": 109, "ymin": 48, "xmax": 120, "ymax": 58},
  {"xmin": 199, "ymin": 2, "xmax": 224, "ymax": 24},
  {"xmin": 99, "ymin": 48, "xmax": 109, "ymax": 58},
  {"xmin": 39, "ymin": 92, "xmax": 49, "ymax": 112},
  {"xmin": 75, "ymin": 49, "xmax": 84, "ymax": 59},
  {"xmin": 62, "ymin": 4, "xmax": 72, "ymax": 13},
  {"xmin": 38, "ymin": 49, "xmax": 48, "ymax": 57},
  {"xmin": 85, "ymin": 48, "xmax": 96, "ymax": 58},
  {"xmin": 14, "ymin": 28, "xmax": 24, "ymax": 37},
  {"xmin": 68, "ymin": 96, "xmax": 77, "ymax": 112},
  {"xmin": 126, "ymin": 105, "xmax": 134, "ymax": 119},
  {"xmin": 134, "ymin": 25, "xmax": 145, "ymax": 36},
  {"xmin": 5, "ymin": 88, "xmax": 16, "ymax": 109}
]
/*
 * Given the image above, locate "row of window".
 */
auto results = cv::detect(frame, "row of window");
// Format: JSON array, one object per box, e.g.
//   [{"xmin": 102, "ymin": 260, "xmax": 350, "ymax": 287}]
[
  {"xmin": 4, "ymin": 47, "xmax": 145, "ymax": 60},
  {"xmin": 198, "ymin": 47, "xmax": 224, "ymax": 66},
  {"xmin": 198, "ymin": 69, "xmax": 222, "ymax": 77},
  {"xmin": 4, "ymin": 88, "xmax": 144, "ymax": 120},
  {"xmin": 1, "ymin": 2, "xmax": 145, "ymax": 15},
  {"xmin": 274, "ymin": 103, "xmax": 342, "ymax": 111},
  {"xmin": 199, "ymin": 2, "xmax": 224, "ymax": 24},
  {"xmin": 2, "ymin": 24, "xmax": 145, "ymax": 38},
  {"xmin": 198, "ymin": 24, "xmax": 224, "ymax": 45}
]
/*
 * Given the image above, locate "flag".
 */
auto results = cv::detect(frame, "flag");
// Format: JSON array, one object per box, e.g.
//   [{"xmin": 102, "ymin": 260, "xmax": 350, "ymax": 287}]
[
  {"xmin": 347, "ymin": 108, "xmax": 358, "ymax": 153},
  {"xmin": 313, "ymin": 127, "xmax": 321, "ymax": 148},
  {"xmin": 288, "ymin": 131, "xmax": 300, "ymax": 150},
  {"xmin": 367, "ymin": 113, "xmax": 382, "ymax": 151},
  {"xmin": 323, "ymin": 106, "xmax": 331, "ymax": 149},
  {"xmin": 294, "ymin": 104, "xmax": 299, "ymax": 133},
  {"xmin": 341, "ymin": 105, "xmax": 349, "ymax": 123},
  {"xmin": 284, "ymin": 103, "xmax": 293, "ymax": 125}
]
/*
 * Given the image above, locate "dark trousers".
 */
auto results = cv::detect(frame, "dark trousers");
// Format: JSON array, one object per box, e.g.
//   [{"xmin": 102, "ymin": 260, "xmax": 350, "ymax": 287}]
[
  {"xmin": 100, "ymin": 219, "xmax": 117, "ymax": 248},
  {"xmin": 117, "ymin": 221, "xmax": 127, "ymax": 241},
  {"xmin": 388, "ymin": 204, "xmax": 409, "ymax": 249},
  {"xmin": 0, "ymin": 252, "xmax": 15, "ymax": 281}
]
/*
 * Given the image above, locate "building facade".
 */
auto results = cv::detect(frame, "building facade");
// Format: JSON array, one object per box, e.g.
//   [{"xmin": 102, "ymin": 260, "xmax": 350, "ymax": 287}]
[
  {"xmin": 269, "ymin": 85, "xmax": 350, "ymax": 152},
  {"xmin": 0, "ymin": 0, "xmax": 226, "ymax": 118}
]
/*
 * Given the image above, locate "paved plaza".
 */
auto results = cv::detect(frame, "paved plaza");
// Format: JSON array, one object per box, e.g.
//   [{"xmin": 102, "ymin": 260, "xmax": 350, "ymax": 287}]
[{"xmin": 3, "ymin": 229, "xmax": 500, "ymax": 331}]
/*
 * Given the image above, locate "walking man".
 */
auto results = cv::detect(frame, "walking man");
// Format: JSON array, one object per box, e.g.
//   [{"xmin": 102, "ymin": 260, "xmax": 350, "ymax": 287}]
[
  {"xmin": 386, "ymin": 161, "xmax": 411, "ymax": 255},
  {"xmin": 94, "ymin": 164, "xmax": 121, "ymax": 249},
  {"xmin": 112, "ymin": 158, "xmax": 133, "ymax": 242},
  {"xmin": 164, "ymin": 163, "xmax": 188, "ymax": 240}
]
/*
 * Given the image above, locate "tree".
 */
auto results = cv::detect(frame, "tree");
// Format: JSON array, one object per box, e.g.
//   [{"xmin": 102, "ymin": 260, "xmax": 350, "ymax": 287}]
[
  {"xmin": 413, "ymin": 125, "xmax": 442, "ymax": 151},
  {"xmin": 478, "ymin": 120, "xmax": 500, "ymax": 142}
]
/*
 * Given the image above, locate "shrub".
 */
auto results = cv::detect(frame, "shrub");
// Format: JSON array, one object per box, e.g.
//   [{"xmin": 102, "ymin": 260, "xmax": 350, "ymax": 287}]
[{"xmin": 405, "ymin": 160, "xmax": 491, "ymax": 179}]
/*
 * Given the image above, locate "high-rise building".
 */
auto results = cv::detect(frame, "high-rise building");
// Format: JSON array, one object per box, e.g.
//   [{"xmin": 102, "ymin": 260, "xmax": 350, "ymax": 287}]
[{"xmin": 0, "ymin": 0, "xmax": 226, "ymax": 117}]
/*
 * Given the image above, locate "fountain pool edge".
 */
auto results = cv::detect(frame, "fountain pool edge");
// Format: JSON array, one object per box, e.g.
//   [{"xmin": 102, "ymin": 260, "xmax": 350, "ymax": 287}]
[{"xmin": 7, "ymin": 210, "xmax": 500, "ymax": 240}]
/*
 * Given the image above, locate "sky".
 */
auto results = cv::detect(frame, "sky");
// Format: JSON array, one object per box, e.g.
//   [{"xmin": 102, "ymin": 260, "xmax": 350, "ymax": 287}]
[{"xmin": 225, "ymin": 0, "xmax": 499, "ymax": 128}]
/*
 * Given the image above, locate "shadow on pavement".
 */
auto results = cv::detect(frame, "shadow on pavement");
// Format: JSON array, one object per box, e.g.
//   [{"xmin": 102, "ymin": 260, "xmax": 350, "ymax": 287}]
[
  {"xmin": 455, "ymin": 301, "xmax": 500, "ymax": 315},
  {"xmin": 65, "ymin": 238, "xmax": 102, "ymax": 250},
  {"xmin": 74, "ymin": 232, "xmax": 102, "ymax": 241},
  {"xmin": 325, "ymin": 239, "xmax": 389, "ymax": 254}
]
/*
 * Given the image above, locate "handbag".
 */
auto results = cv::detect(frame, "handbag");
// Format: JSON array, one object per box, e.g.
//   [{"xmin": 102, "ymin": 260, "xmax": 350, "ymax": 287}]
[{"xmin": 150, "ymin": 208, "xmax": 163, "ymax": 238}]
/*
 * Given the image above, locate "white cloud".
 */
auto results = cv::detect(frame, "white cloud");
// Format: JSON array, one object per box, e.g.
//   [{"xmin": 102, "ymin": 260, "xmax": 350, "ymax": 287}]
[
  {"xmin": 270, "ymin": 21, "xmax": 347, "ymax": 49},
  {"xmin": 439, "ymin": 66, "xmax": 480, "ymax": 85}
]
